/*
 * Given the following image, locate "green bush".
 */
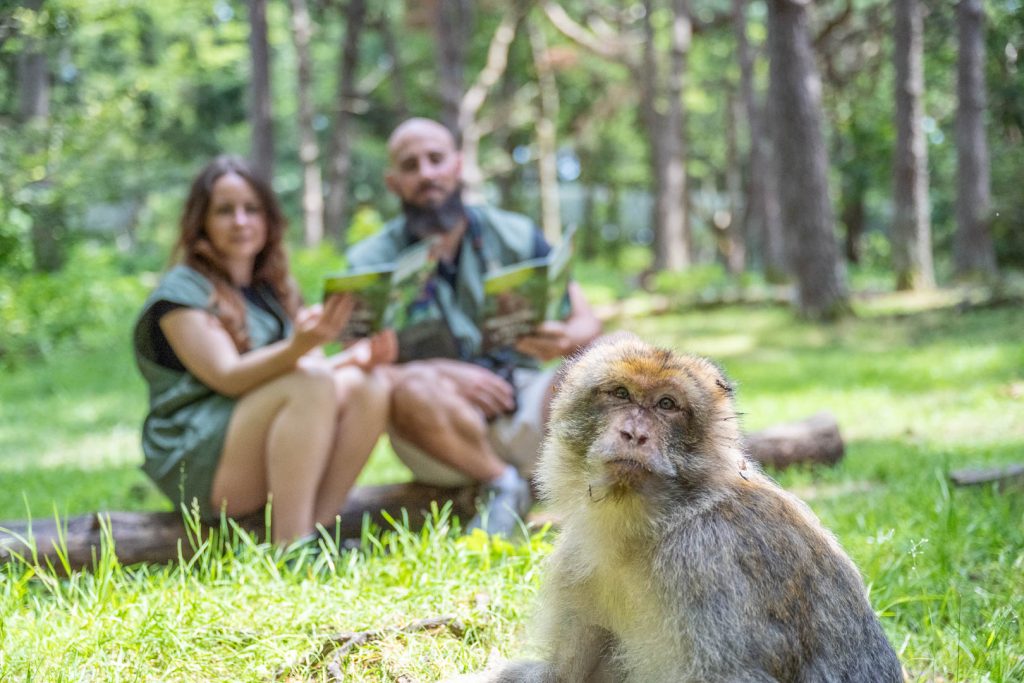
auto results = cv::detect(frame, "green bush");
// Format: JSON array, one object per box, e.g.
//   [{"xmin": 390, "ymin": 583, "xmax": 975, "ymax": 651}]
[{"xmin": 0, "ymin": 243, "xmax": 148, "ymax": 367}]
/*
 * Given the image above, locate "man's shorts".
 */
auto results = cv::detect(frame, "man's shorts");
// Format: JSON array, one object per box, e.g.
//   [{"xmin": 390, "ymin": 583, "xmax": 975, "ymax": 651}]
[{"xmin": 388, "ymin": 366, "xmax": 557, "ymax": 487}]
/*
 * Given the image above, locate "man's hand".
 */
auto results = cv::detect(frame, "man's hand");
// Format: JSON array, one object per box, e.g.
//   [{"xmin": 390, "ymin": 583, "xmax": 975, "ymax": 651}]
[
  {"xmin": 516, "ymin": 283, "xmax": 602, "ymax": 362},
  {"xmin": 516, "ymin": 320, "xmax": 575, "ymax": 362},
  {"xmin": 434, "ymin": 360, "xmax": 516, "ymax": 420}
]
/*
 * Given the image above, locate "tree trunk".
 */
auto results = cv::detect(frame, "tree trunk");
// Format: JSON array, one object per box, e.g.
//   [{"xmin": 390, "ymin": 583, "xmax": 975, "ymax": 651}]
[
  {"xmin": 458, "ymin": 3, "xmax": 523, "ymax": 203},
  {"xmin": 723, "ymin": 88, "xmax": 746, "ymax": 274},
  {"xmin": 528, "ymin": 18, "xmax": 563, "ymax": 244},
  {"xmin": 376, "ymin": 11, "xmax": 409, "ymax": 120},
  {"xmin": 841, "ymin": 170, "xmax": 867, "ymax": 265},
  {"xmin": 288, "ymin": 0, "xmax": 325, "ymax": 247},
  {"xmin": 642, "ymin": 0, "xmax": 692, "ymax": 272},
  {"xmin": 732, "ymin": 0, "xmax": 786, "ymax": 279},
  {"xmin": 324, "ymin": 0, "xmax": 367, "ymax": 245},
  {"xmin": 892, "ymin": 0, "xmax": 935, "ymax": 290},
  {"xmin": 435, "ymin": 0, "xmax": 472, "ymax": 138},
  {"xmin": 247, "ymin": 0, "xmax": 274, "ymax": 181},
  {"xmin": 767, "ymin": 0, "xmax": 849, "ymax": 320},
  {"xmin": 18, "ymin": 0, "xmax": 65, "ymax": 273},
  {"xmin": 954, "ymin": 0, "xmax": 997, "ymax": 278}
]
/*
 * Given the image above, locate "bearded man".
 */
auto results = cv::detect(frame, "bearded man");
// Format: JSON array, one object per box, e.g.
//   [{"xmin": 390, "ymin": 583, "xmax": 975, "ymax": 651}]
[{"xmin": 346, "ymin": 118, "xmax": 602, "ymax": 536}]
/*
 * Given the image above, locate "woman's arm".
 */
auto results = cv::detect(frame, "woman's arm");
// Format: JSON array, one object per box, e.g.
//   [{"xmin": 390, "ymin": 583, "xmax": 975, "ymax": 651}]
[{"xmin": 160, "ymin": 294, "xmax": 355, "ymax": 397}]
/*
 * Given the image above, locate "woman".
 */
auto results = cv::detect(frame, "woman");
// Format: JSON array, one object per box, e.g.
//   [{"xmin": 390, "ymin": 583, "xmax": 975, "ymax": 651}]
[{"xmin": 133, "ymin": 155, "xmax": 395, "ymax": 544}]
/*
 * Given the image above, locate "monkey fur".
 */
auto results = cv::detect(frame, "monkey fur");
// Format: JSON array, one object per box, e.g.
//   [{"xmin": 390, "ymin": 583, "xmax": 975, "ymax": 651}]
[{"xmin": 489, "ymin": 334, "xmax": 902, "ymax": 683}]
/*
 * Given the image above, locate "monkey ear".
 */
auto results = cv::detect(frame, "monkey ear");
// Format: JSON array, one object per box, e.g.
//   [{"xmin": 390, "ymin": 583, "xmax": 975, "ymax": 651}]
[{"xmin": 715, "ymin": 377, "xmax": 735, "ymax": 397}]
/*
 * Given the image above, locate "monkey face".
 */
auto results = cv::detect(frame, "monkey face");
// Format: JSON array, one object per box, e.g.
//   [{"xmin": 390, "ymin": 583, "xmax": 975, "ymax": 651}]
[{"xmin": 541, "ymin": 333, "xmax": 742, "ymax": 506}]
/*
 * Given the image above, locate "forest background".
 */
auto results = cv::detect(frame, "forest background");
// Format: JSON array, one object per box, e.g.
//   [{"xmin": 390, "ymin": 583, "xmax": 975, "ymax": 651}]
[{"xmin": 1, "ymin": 0, "xmax": 1023, "ymax": 680}]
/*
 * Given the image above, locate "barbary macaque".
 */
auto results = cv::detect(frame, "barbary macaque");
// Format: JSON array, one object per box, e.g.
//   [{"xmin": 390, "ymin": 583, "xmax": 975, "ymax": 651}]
[{"xmin": 486, "ymin": 334, "xmax": 903, "ymax": 682}]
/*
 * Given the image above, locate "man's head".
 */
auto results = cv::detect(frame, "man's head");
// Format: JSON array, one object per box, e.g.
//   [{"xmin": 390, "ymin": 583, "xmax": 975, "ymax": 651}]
[{"xmin": 385, "ymin": 118, "xmax": 466, "ymax": 237}]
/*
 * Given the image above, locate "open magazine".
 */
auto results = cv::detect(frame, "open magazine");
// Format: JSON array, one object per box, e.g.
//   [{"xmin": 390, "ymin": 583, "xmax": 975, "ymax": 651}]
[
  {"xmin": 322, "ymin": 239, "xmax": 436, "ymax": 344},
  {"xmin": 479, "ymin": 225, "xmax": 576, "ymax": 352}
]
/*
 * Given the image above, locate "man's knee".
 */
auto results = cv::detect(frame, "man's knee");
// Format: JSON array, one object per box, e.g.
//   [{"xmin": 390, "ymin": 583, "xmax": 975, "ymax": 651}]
[{"xmin": 392, "ymin": 370, "xmax": 477, "ymax": 436}]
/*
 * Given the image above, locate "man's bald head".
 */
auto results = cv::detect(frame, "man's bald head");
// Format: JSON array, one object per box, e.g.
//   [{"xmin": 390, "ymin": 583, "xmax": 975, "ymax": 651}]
[
  {"xmin": 387, "ymin": 118, "xmax": 458, "ymax": 166},
  {"xmin": 385, "ymin": 117, "xmax": 463, "ymax": 211}
]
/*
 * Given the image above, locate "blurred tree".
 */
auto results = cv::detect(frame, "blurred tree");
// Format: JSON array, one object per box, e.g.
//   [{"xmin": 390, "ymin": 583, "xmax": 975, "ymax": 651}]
[
  {"xmin": 892, "ymin": 0, "xmax": 934, "ymax": 290},
  {"xmin": 528, "ymin": 17, "xmax": 564, "ymax": 242},
  {"xmin": 954, "ymin": 0, "xmax": 996, "ymax": 279},
  {"xmin": 324, "ymin": 0, "xmax": 366, "ymax": 245},
  {"xmin": 16, "ymin": 0, "xmax": 65, "ymax": 273},
  {"xmin": 288, "ymin": 0, "xmax": 324, "ymax": 246},
  {"xmin": 768, "ymin": 0, "xmax": 849, "ymax": 319},
  {"xmin": 435, "ymin": 0, "xmax": 472, "ymax": 137},
  {"xmin": 732, "ymin": 0, "xmax": 784, "ymax": 278},
  {"xmin": 247, "ymin": 0, "xmax": 274, "ymax": 180}
]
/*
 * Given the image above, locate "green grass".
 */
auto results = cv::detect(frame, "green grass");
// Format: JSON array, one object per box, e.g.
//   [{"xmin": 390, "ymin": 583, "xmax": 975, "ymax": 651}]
[{"xmin": 2, "ymin": 277, "xmax": 1023, "ymax": 681}]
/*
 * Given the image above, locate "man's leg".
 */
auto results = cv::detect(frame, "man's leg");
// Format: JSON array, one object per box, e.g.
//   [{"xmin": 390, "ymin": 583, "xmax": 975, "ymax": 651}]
[{"xmin": 390, "ymin": 361, "xmax": 533, "ymax": 535}]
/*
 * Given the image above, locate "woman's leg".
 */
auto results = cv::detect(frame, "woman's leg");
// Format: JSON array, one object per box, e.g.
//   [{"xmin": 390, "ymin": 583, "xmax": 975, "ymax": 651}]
[
  {"xmin": 310, "ymin": 365, "xmax": 393, "ymax": 527},
  {"xmin": 209, "ymin": 367, "xmax": 338, "ymax": 543}
]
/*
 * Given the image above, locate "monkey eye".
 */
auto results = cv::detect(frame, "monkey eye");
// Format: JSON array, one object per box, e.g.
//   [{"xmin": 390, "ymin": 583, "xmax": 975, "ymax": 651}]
[
  {"xmin": 611, "ymin": 386, "xmax": 630, "ymax": 400},
  {"xmin": 656, "ymin": 396, "xmax": 678, "ymax": 411}
]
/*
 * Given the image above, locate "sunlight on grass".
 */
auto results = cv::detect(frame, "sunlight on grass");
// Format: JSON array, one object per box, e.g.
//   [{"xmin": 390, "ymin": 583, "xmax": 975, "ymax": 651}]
[{"xmin": 2, "ymin": 284, "xmax": 1023, "ymax": 681}]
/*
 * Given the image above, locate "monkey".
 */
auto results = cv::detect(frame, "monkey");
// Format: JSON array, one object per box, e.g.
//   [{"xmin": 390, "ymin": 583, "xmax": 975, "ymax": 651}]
[{"xmin": 484, "ymin": 333, "xmax": 903, "ymax": 683}]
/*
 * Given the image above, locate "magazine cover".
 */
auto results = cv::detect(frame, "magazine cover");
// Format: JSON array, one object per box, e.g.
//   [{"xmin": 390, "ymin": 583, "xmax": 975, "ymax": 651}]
[
  {"xmin": 479, "ymin": 257, "xmax": 550, "ymax": 351},
  {"xmin": 323, "ymin": 266, "xmax": 395, "ymax": 342}
]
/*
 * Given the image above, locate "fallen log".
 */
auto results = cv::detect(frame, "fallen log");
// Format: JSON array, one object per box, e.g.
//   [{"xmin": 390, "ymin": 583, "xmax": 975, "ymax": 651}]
[
  {"xmin": 745, "ymin": 411, "xmax": 845, "ymax": 469},
  {"xmin": 949, "ymin": 463, "xmax": 1024, "ymax": 491},
  {"xmin": 0, "ymin": 413, "xmax": 842, "ymax": 570},
  {"xmin": 0, "ymin": 483, "xmax": 478, "ymax": 571}
]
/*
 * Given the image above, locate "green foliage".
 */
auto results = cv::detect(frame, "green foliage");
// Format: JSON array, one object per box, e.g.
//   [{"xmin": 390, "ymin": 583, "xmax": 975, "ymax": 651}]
[{"xmin": 0, "ymin": 243, "xmax": 147, "ymax": 367}]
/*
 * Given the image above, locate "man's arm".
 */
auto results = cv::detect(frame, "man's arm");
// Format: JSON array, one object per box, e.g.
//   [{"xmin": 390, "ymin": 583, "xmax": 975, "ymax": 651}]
[{"xmin": 515, "ymin": 282, "xmax": 602, "ymax": 362}]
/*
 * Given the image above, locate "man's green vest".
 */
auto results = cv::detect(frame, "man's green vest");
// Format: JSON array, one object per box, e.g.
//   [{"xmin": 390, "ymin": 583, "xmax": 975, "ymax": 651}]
[{"xmin": 346, "ymin": 204, "xmax": 541, "ymax": 366}]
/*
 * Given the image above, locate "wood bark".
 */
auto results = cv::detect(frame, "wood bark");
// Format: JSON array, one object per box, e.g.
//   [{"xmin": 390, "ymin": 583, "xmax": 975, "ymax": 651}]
[
  {"xmin": 18, "ymin": 0, "xmax": 66, "ymax": 273},
  {"xmin": 732, "ymin": 0, "xmax": 786, "ymax": 279},
  {"xmin": 0, "ymin": 414, "xmax": 843, "ymax": 571},
  {"xmin": 528, "ymin": 18, "xmax": 564, "ymax": 244},
  {"xmin": 953, "ymin": 0, "xmax": 997, "ymax": 278},
  {"xmin": 324, "ymin": 0, "xmax": 366, "ymax": 245},
  {"xmin": 641, "ymin": 0, "xmax": 692, "ymax": 272},
  {"xmin": 247, "ymin": 0, "xmax": 274, "ymax": 181},
  {"xmin": 435, "ymin": 0, "xmax": 472, "ymax": 138},
  {"xmin": 723, "ymin": 88, "xmax": 746, "ymax": 274},
  {"xmin": 458, "ymin": 3, "xmax": 524, "ymax": 203},
  {"xmin": 767, "ymin": 0, "xmax": 849, "ymax": 320},
  {"xmin": 288, "ymin": 0, "xmax": 325, "ymax": 247},
  {"xmin": 892, "ymin": 0, "xmax": 935, "ymax": 290}
]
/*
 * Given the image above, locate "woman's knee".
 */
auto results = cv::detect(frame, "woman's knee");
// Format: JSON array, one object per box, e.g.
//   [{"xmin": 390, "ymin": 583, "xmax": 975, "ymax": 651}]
[{"xmin": 280, "ymin": 365, "xmax": 338, "ymax": 410}]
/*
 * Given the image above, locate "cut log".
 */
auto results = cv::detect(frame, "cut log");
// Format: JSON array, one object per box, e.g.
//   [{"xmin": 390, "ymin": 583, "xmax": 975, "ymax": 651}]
[
  {"xmin": 0, "ymin": 413, "xmax": 842, "ymax": 571},
  {"xmin": 950, "ymin": 464, "xmax": 1024, "ymax": 490},
  {"xmin": 0, "ymin": 483, "xmax": 478, "ymax": 572},
  {"xmin": 744, "ymin": 411, "xmax": 844, "ymax": 469}
]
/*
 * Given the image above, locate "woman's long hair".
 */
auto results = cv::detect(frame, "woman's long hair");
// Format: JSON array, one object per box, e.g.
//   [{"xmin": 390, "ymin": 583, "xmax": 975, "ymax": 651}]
[{"xmin": 173, "ymin": 155, "xmax": 301, "ymax": 352}]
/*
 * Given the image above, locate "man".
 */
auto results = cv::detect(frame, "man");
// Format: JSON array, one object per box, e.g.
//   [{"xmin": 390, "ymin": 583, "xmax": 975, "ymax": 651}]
[{"xmin": 346, "ymin": 117, "xmax": 602, "ymax": 536}]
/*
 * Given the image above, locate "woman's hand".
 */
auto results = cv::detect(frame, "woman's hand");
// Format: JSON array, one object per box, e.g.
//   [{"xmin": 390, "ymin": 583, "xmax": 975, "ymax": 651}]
[{"xmin": 291, "ymin": 294, "xmax": 355, "ymax": 355}]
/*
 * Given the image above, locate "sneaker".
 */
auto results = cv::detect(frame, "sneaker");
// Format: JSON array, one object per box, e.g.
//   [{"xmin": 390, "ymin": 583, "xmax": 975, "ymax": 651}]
[{"xmin": 465, "ymin": 465, "xmax": 533, "ymax": 538}]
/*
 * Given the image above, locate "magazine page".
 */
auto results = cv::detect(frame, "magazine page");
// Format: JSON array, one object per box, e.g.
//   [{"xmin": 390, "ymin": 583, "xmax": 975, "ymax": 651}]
[
  {"xmin": 479, "ymin": 257, "xmax": 549, "ymax": 352},
  {"xmin": 544, "ymin": 224, "xmax": 576, "ymax": 321},
  {"xmin": 322, "ymin": 266, "xmax": 395, "ymax": 342}
]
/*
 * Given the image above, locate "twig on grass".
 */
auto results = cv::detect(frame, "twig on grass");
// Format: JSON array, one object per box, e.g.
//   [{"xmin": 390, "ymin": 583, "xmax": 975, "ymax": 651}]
[{"xmin": 280, "ymin": 616, "xmax": 466, "ymax": 681}]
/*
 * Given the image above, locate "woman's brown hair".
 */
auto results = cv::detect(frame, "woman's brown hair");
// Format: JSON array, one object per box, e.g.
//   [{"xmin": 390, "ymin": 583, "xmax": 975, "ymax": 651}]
[{"xmin": 173, "ymin": 155, "xmax": 301, "ymax": 352}]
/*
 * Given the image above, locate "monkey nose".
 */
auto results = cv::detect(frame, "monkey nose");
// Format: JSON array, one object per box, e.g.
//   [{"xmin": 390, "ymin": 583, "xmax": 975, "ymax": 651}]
[{"xmin": 619, "ymin": 429, "xmax": 649, "ymax": 446}]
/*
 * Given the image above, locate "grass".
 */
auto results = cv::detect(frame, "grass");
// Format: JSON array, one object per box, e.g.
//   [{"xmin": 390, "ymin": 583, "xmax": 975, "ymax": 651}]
[{"xmin": 2, "ymin": 268, "xmax": 1023, "ymax": 681}]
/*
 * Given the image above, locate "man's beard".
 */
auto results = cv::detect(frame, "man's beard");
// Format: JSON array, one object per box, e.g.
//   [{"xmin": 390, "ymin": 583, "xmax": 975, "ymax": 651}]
[{"xmin": 402, "ymin": 188, "xmax": 466, "ymax": 238}]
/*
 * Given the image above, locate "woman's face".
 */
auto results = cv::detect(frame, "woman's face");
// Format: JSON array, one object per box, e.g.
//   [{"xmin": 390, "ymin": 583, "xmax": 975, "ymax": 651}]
[{"xmin": 204, "ymin": 172, "xmax": 267, "ymax": 268}]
